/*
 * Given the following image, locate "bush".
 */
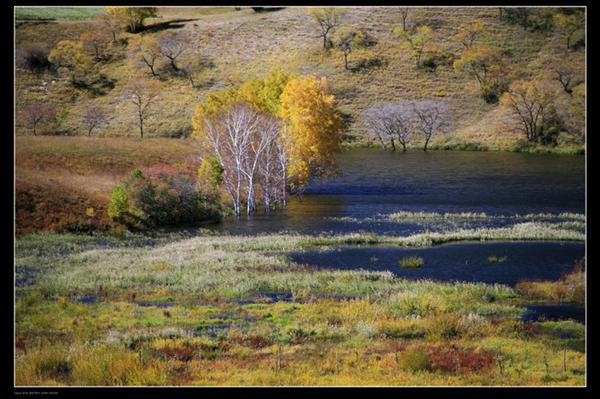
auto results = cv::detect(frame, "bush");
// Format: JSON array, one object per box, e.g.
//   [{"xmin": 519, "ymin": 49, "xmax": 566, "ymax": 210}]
[
  {"xmin": 109, "ymin": 165, "xmax": 222, "ymax": 229},
  {"xmin": 399, "ymin": 347, "xmax": 432, "ymax": 372},
  {"xmin": 17, "ymin": 43, "xmax": 53, "ymax": 73}
]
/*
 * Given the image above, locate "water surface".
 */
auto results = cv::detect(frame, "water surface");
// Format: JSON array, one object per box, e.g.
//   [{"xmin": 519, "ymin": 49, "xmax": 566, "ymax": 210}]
[
  {"xmin": 288, "ymin": 241, "xmax": 584, "ymax": 287},
  {"xmin": 213, "ymin": 150, "xmax": 584, "ymax": 236}
]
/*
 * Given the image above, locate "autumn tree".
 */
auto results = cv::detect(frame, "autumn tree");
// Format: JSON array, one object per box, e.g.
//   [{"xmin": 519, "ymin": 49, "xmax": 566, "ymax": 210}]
[
  {"xmin": 48, "ymin": 40, "xmax": 95, "ymax": 85},
  {"xmin": 280, "ymin": 75, "xmax": 344, "ymax": 189},
  {"xmin": 106, "ymin": 7, "xmax": 158, "ymax": 33},
  {"xmin": 80, "ymin": 29, "xmax": 112, "ymax": 62},
  {"xmin": 412, "ymin": 100, "xmax": 452, "ymax": 152},
  {"xmin": 394, "ymin": 25, "xmax": 433, "ymax": 68},
  {"xmin": 23, "ymin": 102, "xmax": 55, "ymax": 136},
  {"xmin": 123, "ymin": 77, "xmax": 162, "ymax": 138},
  {"xmin": 364, "ymin": 102, "xmax": 414, "ymax": 152},
  {"xmin": 82, "ymin": 106, "xmax": 107, "ymax": 136},
  {"xmin": 500, "ymin": 78, "xmax": 561, "ymax": 144},
  {"xmin": 192, "ymin": 71, "xmax": 344, "ymax": 213},
  {"xmin": 554, "ymin": 12, "xmax": 584, "ymax": 52},
  {"xmin": 453, "ymin": 46, "xmax": 507, "ymax": 103},
  {"xmin": 308, "ymin": 8, "xmax": 346, "ymax": 49},
  {"xmin": 452, "ymin": 21, "xmax": 484, "ymax": 49}
]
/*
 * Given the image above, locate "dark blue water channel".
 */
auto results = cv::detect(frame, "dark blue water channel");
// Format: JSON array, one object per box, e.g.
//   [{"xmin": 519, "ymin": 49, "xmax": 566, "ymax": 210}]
[
  {"xmin": 213, "ymin": 149, "xmax": 585, "ymax": 236},
  {"xmin": 288, "ymin": 241, "xmax": 585, "ymax": 287}
]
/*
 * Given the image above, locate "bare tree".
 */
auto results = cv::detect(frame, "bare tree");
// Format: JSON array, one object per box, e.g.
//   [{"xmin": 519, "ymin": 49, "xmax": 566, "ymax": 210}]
[
  {"xmin": 411, "ymin": 100, "xmax": 452, "ymax": 151},
  {"xmin": 98, "ymin": 12, "xmax": 123, "ymax": 43},
  {"xmin": 364, "ymin": 102, "xmax": 414, "ymax": 152},
  {"xmin": 82, "ymin": 106, "xmax": 107, "ymax": 136},
  {"xmin": 123, "ymin": 77, "xmax": 162, "ymax": 138},
  {"xmin": 137, "ymin": 38, "xmax": 162, "ymax": 78},
  {"xmin": 400, "ymin": 8, "xmax": 410, "ymax": 32},
  {"xmin": 157, "ymin": 32, "xmax": 189, "ymax": 72},
  {"xmin": 23, "ymin": 102, "xmax": 55, "ymax": 136}
]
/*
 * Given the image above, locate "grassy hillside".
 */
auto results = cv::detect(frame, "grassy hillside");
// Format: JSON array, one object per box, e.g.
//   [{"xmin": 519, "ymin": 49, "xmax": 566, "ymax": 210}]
[
  {"xmin": 15, "ymin": 7, "xmax": 585, "ymax": 148},
  {"xmin": 15, "ymin": 137, "xmax": 199, "ymax": 233},
  {"xmin": 14, "ymin": 7, "xmax": 585, "ymax": 233}
]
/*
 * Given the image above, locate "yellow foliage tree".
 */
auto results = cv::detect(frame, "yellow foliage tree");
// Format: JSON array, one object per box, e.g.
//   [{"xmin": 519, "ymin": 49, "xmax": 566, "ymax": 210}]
[
  {"xmin": 453, "ymin": 46, "xmax": 507, "ymax": 103},
  {"xmin": 553, "ymin": 13, "xmax": 584, "ymax": 51},
  {"xmin": 48, "ymin": 40, "xmax": 95, "ymax": 84},
  {"xmin": 106, "ymin": 7, "xmax": 158, "ymax": 33},
  {"xmin": 394, "ymin": 25, "xmax": 433, "ymax": 67},
  {"xmin": 279, "ymin": 75, "xmax": 344, "ymax": 189},
  {"xmin": 308, "ymin": 7, "xmax": 346, "ymax": 49}
]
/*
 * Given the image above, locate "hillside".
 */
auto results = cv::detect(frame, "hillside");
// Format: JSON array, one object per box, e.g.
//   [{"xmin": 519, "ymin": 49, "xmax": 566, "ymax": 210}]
[
  {"xmin": 15, "ymin": 7, "xmax": 585, "ymax": 147},
  {"xmin": 14, "ymin": 7, "xmax": 585, "ymax": 233}
]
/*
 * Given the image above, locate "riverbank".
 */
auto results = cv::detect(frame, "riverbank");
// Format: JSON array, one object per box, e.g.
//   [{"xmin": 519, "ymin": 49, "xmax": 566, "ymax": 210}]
[{"xmin": 341, "ymin": 140, "xmax": 585, "ymax": 155}]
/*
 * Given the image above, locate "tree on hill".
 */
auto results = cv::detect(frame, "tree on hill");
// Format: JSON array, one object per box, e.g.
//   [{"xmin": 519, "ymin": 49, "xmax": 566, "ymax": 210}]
[
  {"xmin": 399, "ymin": 8, "xmax": 410, "ymax": 32},
  {"xmin": 136, "ymin": 37, "xmax": 162, "ymax": 78},
  {"xmin": 80, "ymin": 29, "xmax": 112, "ymax": 62},
  {"xmin": 23, "ymin": 102, "xmax": 56, "ymax": 136},
  {"xmin": 452, "ymin": 21, "xmax": 484, "ymax": 49},
  {"xmin": 157, "ymin": 32, "xmax": 190, "ymax": 73},
  {"xmin": 97, "ymin": 12, "xmax": 123, "ymax": 42},
  {"xmin": 82, "ymin": 106, "xmax": 107, "ymax": 136},
  {"xmin": 123, "ymin": 77, "xmax": 162, "ymax": 138},
  {"xmin": 500, "ymin": 78, "xmax": 561, "ymax": 145},
  {"xmin": 106, "ymin": 7, "xmax": 158, "ymax": 33},
  {"xmin": 394, "ymin": 25, "xmax": 433, "ymax": 68},
  {"xmin": 333, "ymin": 27, "xmax": 375, "ymax": 71},
  {"xmin": 554, "ymin": 12, "xmax": 584, "ymax": 52},
  {"xmin": 308, "ymin": 8, "xmax": 346, "ymax": 49},
  {"xmin": 453, "ymin": 46, "xmax": 507, "ymax": 103}
]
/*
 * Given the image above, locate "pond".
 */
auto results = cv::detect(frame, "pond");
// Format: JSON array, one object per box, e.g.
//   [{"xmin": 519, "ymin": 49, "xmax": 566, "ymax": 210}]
[
  {"xmin": 214, "ymin": 149, "xmax": 585, "ymax": 236},
  {"xmin": 288, "ymin": 241, "xmax": 585, "ymax": 287}
]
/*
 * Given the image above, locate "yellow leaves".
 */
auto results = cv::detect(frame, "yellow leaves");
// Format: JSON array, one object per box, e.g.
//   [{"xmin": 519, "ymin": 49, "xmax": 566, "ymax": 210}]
[
  {"xmin": 280, "ymin": 75, "xmax": 343, "ymax": 187},
  {"xmin": 106, "ymin": 7, "xmax": 158, "ymax": 33}
]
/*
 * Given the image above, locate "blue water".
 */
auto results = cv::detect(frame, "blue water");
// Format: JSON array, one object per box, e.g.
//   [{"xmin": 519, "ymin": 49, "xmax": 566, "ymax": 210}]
[
  {"xmin": 213, "ymin": 149, "xmax": 585, "ymax": 236},
  {"xmin": 288, "ymin": 241, "xmax": 585, "ymax": 287}
]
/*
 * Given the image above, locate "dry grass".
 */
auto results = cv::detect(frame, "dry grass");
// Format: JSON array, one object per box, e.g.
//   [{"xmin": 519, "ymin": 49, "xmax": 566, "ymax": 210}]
[{"xmin": 15, "ymin": 7, "xmax": 585, "ymax": 149}]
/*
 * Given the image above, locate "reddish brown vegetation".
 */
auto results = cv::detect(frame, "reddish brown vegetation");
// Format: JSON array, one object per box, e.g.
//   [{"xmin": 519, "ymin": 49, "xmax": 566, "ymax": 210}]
[{"xmin": 429, "ymin": 346, "xmax": 496, "ymax": 374}]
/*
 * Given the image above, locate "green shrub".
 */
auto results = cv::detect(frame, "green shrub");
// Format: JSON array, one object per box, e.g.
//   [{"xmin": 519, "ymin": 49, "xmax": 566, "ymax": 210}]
[
  {"xmin": 399, "ymin": 347, "xmax": 432, "ymax": 372},
  {"xmin": 109, "ymin": 165, "xmax": 222, "ymax": 229},
  {"xmin": 108, "ymin": 185, "xmax": 129, "ymax": 223}
]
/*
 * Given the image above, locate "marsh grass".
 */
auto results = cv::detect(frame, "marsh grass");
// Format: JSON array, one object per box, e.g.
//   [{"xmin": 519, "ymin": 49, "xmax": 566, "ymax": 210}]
[
  {"xmin": 488, "ymin": 256, "xmax": 508, "ymax": 264},
  {"xmin": 399, "ymin": 256, "xmax": 424, "ymax": 268},
  {"xmin": 15, "ymin": 228, "xmax": 586, "ymax": 386}
]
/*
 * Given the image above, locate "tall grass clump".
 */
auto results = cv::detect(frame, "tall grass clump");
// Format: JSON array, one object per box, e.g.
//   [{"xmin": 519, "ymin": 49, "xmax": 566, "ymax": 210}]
[{"xmin": 399, "ymin": 256, "xmax": 424, "ymax": 268}]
